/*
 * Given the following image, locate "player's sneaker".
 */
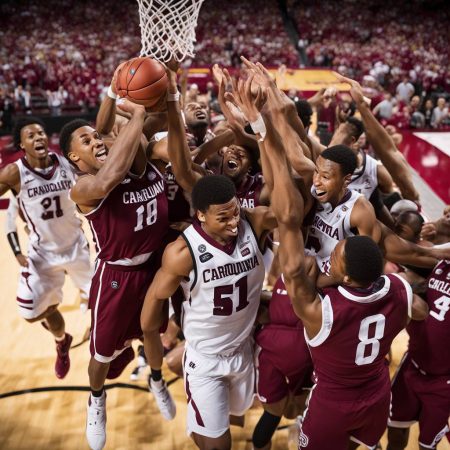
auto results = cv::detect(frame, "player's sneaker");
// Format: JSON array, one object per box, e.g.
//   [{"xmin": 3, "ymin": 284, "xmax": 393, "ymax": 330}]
[
  {"xmin": 86, "ymin": 392, "xmax": 107, "ymax": 450},
  {"xmin": 130, "ymin": 345, "xmax": 147, "ymax": 381},
  {"xmin": 55, "ymin": 333, "xmax": 73, "ymax": 379},
  {"xmin": 149, "ymin": 377, "xmax": 176, "ymax": 420}
]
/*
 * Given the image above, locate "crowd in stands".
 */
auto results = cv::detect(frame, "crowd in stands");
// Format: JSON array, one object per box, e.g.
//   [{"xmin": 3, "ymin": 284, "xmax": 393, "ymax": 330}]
[{"xmin": 0, "ymin": 0, "xmax": 449, "ymax": 132}]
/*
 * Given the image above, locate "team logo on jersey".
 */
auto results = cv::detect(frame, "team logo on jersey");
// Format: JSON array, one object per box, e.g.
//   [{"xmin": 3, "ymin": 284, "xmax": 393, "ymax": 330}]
[
  {"xmin": 24, "ymin": 177, "xmax": 34, "ymax": 184},
  {"xmin": 111, "ymin": 281, "xmax": 119, "ymax": 289},
  {"xmin": 435, "ymin": 268, "xmax": 443, "ymax": 275},
  {"xmin": 198, "ymin": 244, "xmax": 207, "ymax": 253},
  {"xmin": 240, "ymin": 247, "xmax": 250, "ymax": 257},
  {"xmin": 342, "ymin": 205, "xmax": 348, "ymax": 212},
  {"xmin": 121, "ymin": 178, "xmax": 131, "ymax": 184},
  {"xmin": 298, "ymin": 430, "xmax": 309, "ymax": 447},
  {"xmin": 61, "ymin": 170, "xmax": 67, "ymax": 178},
  {"xmin": 147, "ymin": 171, "xmax": 157, "ymax": 181},
  {"xmin": 199, "ymin": 252, "xmax": 213, "ymax": 263}
]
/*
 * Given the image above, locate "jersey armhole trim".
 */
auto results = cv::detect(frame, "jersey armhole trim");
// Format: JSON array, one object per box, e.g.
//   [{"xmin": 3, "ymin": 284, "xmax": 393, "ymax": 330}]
[
  {"xmin": 181, "ymin": 232, "xmax": 197, "ymax": 292},
  {"xmin": 304, "ymin": 294, "xmax": 333, "ymax": 347},
  {"xmin": 390, "ymin": 273, "xmax": 413, "ymax": 318}
]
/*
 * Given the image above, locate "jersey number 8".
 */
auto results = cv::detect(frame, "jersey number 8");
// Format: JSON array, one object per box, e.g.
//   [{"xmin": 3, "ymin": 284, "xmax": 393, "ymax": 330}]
[{"xmin": 355, "ymin": 314, "xmax": 386, "ymax": 366}]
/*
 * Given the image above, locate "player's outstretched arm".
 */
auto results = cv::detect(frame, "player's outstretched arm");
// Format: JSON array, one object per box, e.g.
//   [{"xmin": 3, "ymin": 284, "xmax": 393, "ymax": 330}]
[
  {"xmin": 70, "ymin": 99, "xmax": 146, "ymax": 208},
  {"xmin": 140, "ymin": 238, "xmax": 193, "ymax": 371},
  {"xmin": 166, "ymin": 68, "xmax": 203, "ymax": 193},
  {"xmin": 334, "ymin": 72, "xmax": 419, "ymax": 201}
]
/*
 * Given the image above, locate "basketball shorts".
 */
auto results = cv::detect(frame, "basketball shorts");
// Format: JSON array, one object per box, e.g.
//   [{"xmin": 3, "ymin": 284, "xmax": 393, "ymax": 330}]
[
  {"xmin": 299, "ymin": 383, "xmax": 391, "ymax": 450},
  {"xmin": 16, "ymin": 234, "xmax": 92, "ymax": 320},
  {"xmin": 89, "ymin": 258, "xmax": 157, "ymax": 363},
  {"xmin": 389, "ymin": 352, "xmax": 450, "ymax": 448},
  {"xmin": 183, "ymin": 341, "xmax": 255, "ymax": 439},
  {"xmin": 255, "ymin": 326, "xmax": 313, "ymax": 404}
]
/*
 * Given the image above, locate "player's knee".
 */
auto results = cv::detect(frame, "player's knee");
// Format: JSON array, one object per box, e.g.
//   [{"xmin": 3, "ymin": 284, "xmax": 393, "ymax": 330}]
[
  {"xmin": 252, "ymin": 410, "xmax": 281, "ymax": 449},
  {"xmin": 387, "ymin": 426, "xmax": 409, "ymax": 450},
  {"xmin": 25, "ymin": 305, "xmax": 58, "ymax": 323}
]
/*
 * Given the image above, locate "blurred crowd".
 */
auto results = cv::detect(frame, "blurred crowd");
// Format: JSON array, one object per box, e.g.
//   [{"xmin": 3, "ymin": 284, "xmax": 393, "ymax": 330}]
[{"xmin": 0, "ymin": 0, "xmax": 449, "ymax": 132}]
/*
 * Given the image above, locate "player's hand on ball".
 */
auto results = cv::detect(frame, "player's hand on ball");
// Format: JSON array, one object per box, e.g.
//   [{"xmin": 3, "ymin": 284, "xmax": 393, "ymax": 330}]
[
  {"xmin": 116, "ymin": 98, "xmax": 146, "ymax": 116},
  {"xmin": 16, "ymin": 253, "xmax": 29, "ymax": 268}
]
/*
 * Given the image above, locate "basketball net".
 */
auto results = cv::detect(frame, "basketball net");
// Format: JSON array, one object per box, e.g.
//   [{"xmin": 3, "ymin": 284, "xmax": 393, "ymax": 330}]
[{"xmin": 137, "ymin": 0, "xmax": 205, "ymax": 63}]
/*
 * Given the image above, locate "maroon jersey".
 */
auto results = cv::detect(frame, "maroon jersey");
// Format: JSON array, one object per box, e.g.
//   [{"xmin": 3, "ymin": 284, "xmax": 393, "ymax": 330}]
[
  {"xmin": 267, "ymin": 276, "xmax": 303, "ymax": 328},
  {"xmin": 84, "ymin": 163, "xmax": 168, "ymax": 262},
  {"xmin": 407, "ymin": 260, "xmax": 450, "ymax": 375},
  {"xmin": 236, "ymin": 173, "xmax": 264, "ymax": 209},
  {"xmin": 307, "ymin": 274, "xmax": 411, "ymax": 399},
  {"xmin": 164, "ymin": 165, "xmax": 192, "ymax": 223}
]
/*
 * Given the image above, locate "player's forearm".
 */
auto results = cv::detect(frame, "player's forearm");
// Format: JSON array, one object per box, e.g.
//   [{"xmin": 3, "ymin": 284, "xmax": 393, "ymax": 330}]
[
  {"xmin": 98, "ymin": 109, "xmax": 146, "ymax": 188},
  {"xmin": 96, "ymin": 96, "xmax": 116, "ymax": 135},
  {"xmin": 144, "ymin": 329, "xmax": 164, "ymax": 370},
  {"xmin": 167, "ymin": 101, "xmax": 198, "ymax": 192},
  {"xmin": 193, "ymin": 129, "xmax": 234, "ymax": 165}
]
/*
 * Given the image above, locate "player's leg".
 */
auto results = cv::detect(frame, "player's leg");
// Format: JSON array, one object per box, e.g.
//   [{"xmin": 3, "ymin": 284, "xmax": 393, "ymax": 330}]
[
  {"xmin": 184, "ymin": 346, "xmax": 232, "ymax": 450},
  {"xmin": 18, "ymin": 251, "xmax": 73, "ymax": 379},
  {"xmin": 387, "ymin": 354, "xmax": 420, "ymax": 450},
  {"xmin": 165, "ymin": 341, "xmax": 185, "ymax": 377},
  {"xmin": 415, "ymin": 371, "xmax": 450, "ymax": 450}
]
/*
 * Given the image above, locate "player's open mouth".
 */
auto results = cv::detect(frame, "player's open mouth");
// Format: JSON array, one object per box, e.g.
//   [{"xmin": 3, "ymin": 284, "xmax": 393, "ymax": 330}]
[
  {"xmin": 227, "ymin": 159, "xmax": 239, "ymax": 170},
  {"xmin": 315, "ymin": 189, "xmax": 326, "ymax": 198},
  {"xmin": 195, "ymin": 111, "xmax": 206, "ymax": 120},
  {"xmin": 228, "ymin": 227, "xmax": 238, "ymax": 234},
  {"xmin": 34, "ymin": 144, "xmax": 46, "ymax": 154},
  {"xmin": 95, "ymin": 148, "xmax": 108, "ymax": 162}
]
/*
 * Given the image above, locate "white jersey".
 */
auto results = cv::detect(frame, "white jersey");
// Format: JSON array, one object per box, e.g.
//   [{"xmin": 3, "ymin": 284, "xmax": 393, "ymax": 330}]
[
  {"xmin": 15, "ymin": 153, "xmax": 83, "ymax": 252},
  {"xmin": 181, "ymin": 218, "xmax": 265, "ymax": 356},
  {"xmin": 348, "ymin": 151, "xmax": 378, "ymax": 199},
  {"xmin": 306, "ymin": 190, "xmax": 362, "ymax": 274}
]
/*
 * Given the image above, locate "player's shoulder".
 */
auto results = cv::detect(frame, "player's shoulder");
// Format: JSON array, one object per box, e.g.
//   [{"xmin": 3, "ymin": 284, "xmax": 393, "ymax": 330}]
[
  {"xmin": 162, "ymin": 236, "xmax": 193, "ymax": 275},
  {"xmin": 0, "ymin": 160, "xmax": 20, "ymax": 182}
]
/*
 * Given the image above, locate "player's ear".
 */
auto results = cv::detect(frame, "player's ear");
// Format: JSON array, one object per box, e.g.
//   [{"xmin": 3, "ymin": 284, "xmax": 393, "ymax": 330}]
[
  {"xmin": 197, "ymin": 210, "xmax": 206, "ymax": 223},
  {"xmin": 343, "ymin": 173, "xmax": 352, "ymax": 187},
  {"xmin": 343, "ymin": 274, "xmax": 351, "ymax": 285},
  {"xmin": 68, "ymin": 151, "xmax": 80, "ymax": 163}
]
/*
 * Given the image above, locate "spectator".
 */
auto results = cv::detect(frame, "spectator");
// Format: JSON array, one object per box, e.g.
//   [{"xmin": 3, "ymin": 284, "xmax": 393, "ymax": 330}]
[
  {"xmin": 396, "ymin": 77, "xmax": 415, "ymax": 103},
  {"xmin": 373, "ymin": 92, "xmax": 395, "ymax": 120},
  {"xmin": 431, "ymin": 97, "xmax": 449, "ymax": 128}
]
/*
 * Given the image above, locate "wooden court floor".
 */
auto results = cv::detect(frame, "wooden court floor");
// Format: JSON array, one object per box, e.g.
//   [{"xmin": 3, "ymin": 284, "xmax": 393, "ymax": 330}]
[{"xmin": 0, "ymin": 210, "xmax": 448, "ymax": 450}]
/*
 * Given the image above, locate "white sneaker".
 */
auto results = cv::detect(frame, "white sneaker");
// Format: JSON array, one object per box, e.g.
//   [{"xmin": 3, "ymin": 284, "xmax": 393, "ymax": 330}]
[
  {"xmin": 86, "ymin": 392, "xmax": 107, "ymax": 450},
  {"xmin": 149, "ymin": 378, "xmax": 176, "ymax": 420}
]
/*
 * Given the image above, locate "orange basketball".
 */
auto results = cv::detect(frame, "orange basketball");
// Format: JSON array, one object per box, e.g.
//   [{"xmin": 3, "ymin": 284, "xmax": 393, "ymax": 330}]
[{"xmin": 115, "ymin": 56, "xmax": 168, "ymax": 107}]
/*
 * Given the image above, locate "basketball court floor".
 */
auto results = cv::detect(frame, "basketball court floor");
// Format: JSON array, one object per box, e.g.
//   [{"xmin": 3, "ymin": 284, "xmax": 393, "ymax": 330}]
[{"xmin": 0, "ymin": 132, "xmax": 449, "ymax": 449}]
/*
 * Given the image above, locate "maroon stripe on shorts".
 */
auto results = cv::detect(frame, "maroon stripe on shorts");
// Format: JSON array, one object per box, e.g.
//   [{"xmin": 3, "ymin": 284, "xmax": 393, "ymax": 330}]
[
  {"xmin": 185, "ymin": 371, "xmax": 205, "ymax": 427},
  {"xmin": 17, "ymin": 297, "xmax": 33, "ymax": 304},
  {"xmin": 19, "ymin": 305, "xmax": 33, "ymax": 310}
]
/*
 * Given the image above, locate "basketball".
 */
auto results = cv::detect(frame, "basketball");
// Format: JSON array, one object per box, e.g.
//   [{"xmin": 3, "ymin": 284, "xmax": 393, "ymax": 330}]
[{"xmin": 115, "ymin": 56, "xmax": 168, "ymax": 107}]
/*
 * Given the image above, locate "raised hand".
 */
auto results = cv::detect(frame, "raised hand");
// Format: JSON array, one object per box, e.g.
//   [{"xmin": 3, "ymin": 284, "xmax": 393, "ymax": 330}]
[
  {"xmin": 240, "ymin": 56, "xmax": 276, "ymax": 90},
  {"xmin": 333, "ymin": 72, "xmax": 368, "ymax": 106}
]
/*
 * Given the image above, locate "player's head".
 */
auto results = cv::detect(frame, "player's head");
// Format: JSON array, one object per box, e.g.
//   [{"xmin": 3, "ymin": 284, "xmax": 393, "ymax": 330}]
[
  {"xmin": 332, "ymin": 117, "xmax": 364, "ymax": 151},
  {"xmin": 295, "ymin": 99, "xmax": 313, "ymax": 130},
  {"xmin": 221, "ymin": 144, "xmax": 259, "ymax": 184},
  {"xmin": 314, "ymin": 145, "xmax": 357, "ymax": 205},
  {"xmin": 13, "ymin": 117, "xmax": 48, "ymax": 159},
  {"xmin": 60, "ymin": 119, "xmax": 107, "ymax": 172},
  {"xmin": 184, "ymin": 101, "xmax": 209, "ymax": 130},
  {"xmin": 394, "ymin": 211, "xmax": 424, "ymax": 243},
  {"xmin": 192, "ymin": 175, "xmax": 240, "ymax": 240},
  {"xmin": 330, "ymin": 236, "xmax": 383, "ymax": 286}
]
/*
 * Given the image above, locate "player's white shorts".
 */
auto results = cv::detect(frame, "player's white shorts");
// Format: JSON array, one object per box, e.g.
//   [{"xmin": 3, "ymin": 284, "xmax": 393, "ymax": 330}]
[
  {"xmin": 183, "ymin": 340, "xmax": 255, "ymax": 438},
  {"xmin": 16, "ymin": 233, "xmax": 92, "ymax": 319}
]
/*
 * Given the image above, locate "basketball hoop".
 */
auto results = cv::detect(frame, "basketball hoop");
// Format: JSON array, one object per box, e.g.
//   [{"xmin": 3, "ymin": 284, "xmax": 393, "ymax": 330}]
[{"xmin": 136, "ymin": 0, "xmax": 205, "ymax": 63}]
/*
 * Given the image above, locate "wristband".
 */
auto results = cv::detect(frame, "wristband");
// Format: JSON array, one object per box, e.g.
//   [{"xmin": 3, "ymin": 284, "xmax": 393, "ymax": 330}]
[
  {"xmin": 7, "ymin": 231, "xmax": 21, "ymax": 256},
  {"xmin": 167, "ymin": 91, "xmax": 181, "ymax": 102},
  {"xmin": 250, "ymin": 113, "xmax": 267, "ymax": 141},
  {"xmin": 107, "ymin": 85, "xmax": 117, "ymax": 100}
]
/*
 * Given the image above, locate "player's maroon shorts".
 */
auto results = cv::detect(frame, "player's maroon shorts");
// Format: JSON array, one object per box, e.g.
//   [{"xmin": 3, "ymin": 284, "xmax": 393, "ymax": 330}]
[
  {"xmin": 255, "ymin": 325, "xmax": 313, "ymax": 404},
  {"xmin": 89, "ymin": 259, "xmax": 157, "ymax": 363},
  {"xmin": 389, "ymin": 352, "xmax": 450, "ymax": 448},
  {"xmin": 299, "ymin": 383, "xmax": 390, "ymax": 449}
]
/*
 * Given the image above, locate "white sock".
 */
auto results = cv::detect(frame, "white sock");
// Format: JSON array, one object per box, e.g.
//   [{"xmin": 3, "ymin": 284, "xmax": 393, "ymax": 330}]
[{"xmin": 55, "ymin": 333, "xmax": 66, "ymax": 342}]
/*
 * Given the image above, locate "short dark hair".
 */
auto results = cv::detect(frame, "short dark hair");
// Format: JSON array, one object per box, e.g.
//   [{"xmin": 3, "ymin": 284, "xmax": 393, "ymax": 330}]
[
  {"xmin": 295, "ymin": 99, "xmax": 313, "ymax": 128},
  {"xmin": 346, "ymin": 117, "xmax": 364, "ymax": 140},
  {"xmin": 13, "ymin": 117, "xmax": 46, "ymax": 149},
  {"xmin": 321, "ymin": 145, "xmax": 357, "ymax": 176},
  {"xmin": 192, "ymin": 175, "xmax": 236, "ymax": 212},
  {"xmin": 395, "ymin": 211, "xmax": 424, "ymax": 237},
  {"xmin": 344, "ymin": 236, "xmax": 383, "ymax": 285},
  {"xmin": 59, "ymin": 119, "xmax": 91, "ymax": 160}
]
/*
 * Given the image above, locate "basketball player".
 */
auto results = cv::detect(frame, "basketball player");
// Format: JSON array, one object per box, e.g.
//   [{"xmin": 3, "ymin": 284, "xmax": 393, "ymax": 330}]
[
  {"xmin": 387, "ymin": 258, "xmax": 450, "ymax": 450},
  {"xmin": 140, "ymin": 172, "xmax": 276, "ymax": 450},
  {"xmin": 0, "ymin": 117, "xmax": 91, "ymax": 379},
  {"xmin": 59, "ymin": 98, "xmax": 172, "ymax": 450},
  {"xmin": 246, "ymin": 85, "xmax": 429, "ymax": 450}
]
